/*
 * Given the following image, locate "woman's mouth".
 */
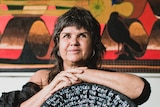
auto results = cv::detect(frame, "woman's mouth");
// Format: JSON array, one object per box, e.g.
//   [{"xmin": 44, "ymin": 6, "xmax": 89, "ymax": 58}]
[{"xmin": 68, "ymin": 50, "xmax": 80, "ymax": 54}]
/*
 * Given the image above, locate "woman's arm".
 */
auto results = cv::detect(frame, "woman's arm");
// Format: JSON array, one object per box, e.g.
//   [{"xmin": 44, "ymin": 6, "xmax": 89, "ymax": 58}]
[
  {"xmin": 20, "ymin": 70, "xmax": 56, "ymax": 107},
  {"xmin": 75, "ymin": 69, "xmax": 148, "ymax": 99},
  {"xmin": 20, "ymin": 69, "xmax": 83, "ymax": 107}
]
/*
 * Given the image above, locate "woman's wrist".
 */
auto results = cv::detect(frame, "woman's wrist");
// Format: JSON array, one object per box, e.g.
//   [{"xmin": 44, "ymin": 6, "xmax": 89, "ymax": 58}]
[{"xmin": 43, "ymin": 85, "xmax": 54, "ymax": 100}]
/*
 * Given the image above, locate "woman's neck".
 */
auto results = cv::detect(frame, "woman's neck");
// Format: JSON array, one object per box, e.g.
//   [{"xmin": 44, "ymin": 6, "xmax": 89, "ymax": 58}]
[{"xmin": 63, "ymin": 61, "xmax": 86, "ymax": 70}]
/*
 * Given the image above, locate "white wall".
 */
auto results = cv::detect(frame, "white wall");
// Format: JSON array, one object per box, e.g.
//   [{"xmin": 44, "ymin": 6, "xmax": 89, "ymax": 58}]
[
  {"xmin": 0, "ymin": 72, "xmax": 159, "ymax": 107},
  {"xmin": 0, "ymin": 72, "xmax": 33, "ymax": 93}
]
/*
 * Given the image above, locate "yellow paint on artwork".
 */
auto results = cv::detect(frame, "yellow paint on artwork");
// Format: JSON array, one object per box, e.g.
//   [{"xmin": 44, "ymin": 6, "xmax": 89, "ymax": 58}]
[
  {"xmin": 1, "ymin": 0, "xmax": 133, "ymax": 24},
  {"xmin": 29, "ymin": 21, "xmax": 49, "ymax": 35},
  {"xmin": 111, "ymin": 2, "xmax": 133, "ymax": 17},
  {"xmin": 28, "ymin": 20, "xmax": 50, "ymax": 44},
  {"xmin": 1, "ymin": 0, "xmax": 76, "ymax": 6},
  {"xmin": 75, "ymin": 0, "xmax": 133, "ymax": 24},
  {"xmin": 97, "ymin": 1, "xmax": 133, "ymax": 23},
  {"xmin": 129, "ymin": 22, "xmax": 147, "ymax": 36}
]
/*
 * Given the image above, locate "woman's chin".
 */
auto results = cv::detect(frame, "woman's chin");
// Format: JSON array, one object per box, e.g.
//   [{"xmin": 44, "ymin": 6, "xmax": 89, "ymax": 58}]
[{"xmin": 67, "ymin": 59, "xmax": 85, "ymax": 65}]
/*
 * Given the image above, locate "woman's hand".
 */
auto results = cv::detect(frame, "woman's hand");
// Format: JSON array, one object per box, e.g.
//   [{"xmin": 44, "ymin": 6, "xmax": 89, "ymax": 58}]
[
  {"xmin": 46, "ymin": 67, "xmax": 86, "ymax": 99},
  {"xmin": 63, "ymin": 67, "xmax": 88, "ymax": 84}
]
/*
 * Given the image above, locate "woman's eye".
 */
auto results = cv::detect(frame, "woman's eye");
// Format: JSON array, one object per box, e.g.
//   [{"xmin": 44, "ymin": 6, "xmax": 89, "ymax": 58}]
[
  {"xmin": 63, "ymin": 34, "xmax": 70, "ymax": 38},
  {"xmin": 79, "ymin": 34, "xmax": 87, "ymax": 38}
]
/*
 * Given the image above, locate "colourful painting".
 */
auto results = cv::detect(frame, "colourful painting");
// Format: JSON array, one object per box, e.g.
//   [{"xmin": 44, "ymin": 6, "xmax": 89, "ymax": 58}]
[{"xmin": 0, "ymin": 0, "xmax": 160, "ymax": 72}]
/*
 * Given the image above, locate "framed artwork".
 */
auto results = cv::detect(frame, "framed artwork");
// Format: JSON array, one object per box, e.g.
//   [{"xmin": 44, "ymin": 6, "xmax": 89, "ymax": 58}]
[{"xmin": 0, "ymin": 0, "xmax": 160, "ymax": 72}]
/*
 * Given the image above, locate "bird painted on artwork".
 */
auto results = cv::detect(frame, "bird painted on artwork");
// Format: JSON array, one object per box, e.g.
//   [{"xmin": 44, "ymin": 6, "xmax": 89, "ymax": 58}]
[{"xmin": 107, "ymin": 12, "xmax": 143, "ymax": 56}]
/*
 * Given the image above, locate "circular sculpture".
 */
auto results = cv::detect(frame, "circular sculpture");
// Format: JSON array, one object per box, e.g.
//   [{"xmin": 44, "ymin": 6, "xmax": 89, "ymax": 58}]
[{"xmin": 41, "ymin": 83, "xmax": 137, "ymax": 107}]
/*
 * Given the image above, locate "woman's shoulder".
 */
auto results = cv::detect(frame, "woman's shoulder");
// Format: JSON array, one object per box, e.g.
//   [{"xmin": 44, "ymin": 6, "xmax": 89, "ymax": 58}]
[
  {"xmin": 29, "ymin": 69, "xmax": 50, "ymax": 88},
  {"xmin": 35, "ymin": 69, "xmax": 50, "ymax": 75}
]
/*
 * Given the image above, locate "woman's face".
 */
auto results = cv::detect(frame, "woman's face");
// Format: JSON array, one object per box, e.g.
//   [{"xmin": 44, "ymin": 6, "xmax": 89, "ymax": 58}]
[{"xmin": 59, "ymin": 26, "xmax": 92, "ymax": 67}]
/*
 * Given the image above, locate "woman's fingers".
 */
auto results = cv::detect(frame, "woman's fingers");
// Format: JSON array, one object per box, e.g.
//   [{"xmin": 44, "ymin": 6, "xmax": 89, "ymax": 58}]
[
  {"xmin": 49, "ymin": 80, "xmax": 72, "ymax": 94},
  {"xmin": 50, "ymin": 71, "xmax": 79, "ymax": 88},
  {"xmin": 59, "ymin": 71, "xmax": 79, "ymax": 81},
  {"xmin": 78, "ymin": 67, "xmax": 88, "ymax": 70},
  {"xmin": 48, "ymin": 68, "xmax": 86, "ymax": 95},
  {"xmin": 65, "ymin": 67, "xmax": 87, "ymax": 74}
]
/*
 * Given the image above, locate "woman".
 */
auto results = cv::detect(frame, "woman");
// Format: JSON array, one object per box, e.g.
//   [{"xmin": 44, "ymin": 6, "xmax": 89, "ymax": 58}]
[{"xmin": 19, "ymin": 7, "xmax": 150, "ymax": 107}]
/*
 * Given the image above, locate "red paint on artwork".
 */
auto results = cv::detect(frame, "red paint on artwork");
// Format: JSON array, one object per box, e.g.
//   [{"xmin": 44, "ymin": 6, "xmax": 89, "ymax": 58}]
[
  {"xmin": 103, "ymin": 51, "xmax": 118, "ymax": 60},
  {"xmin": 103, "ymin": 50, "xmax": 160, "ymax": 60},
  {"xmin": 0, "ymin": 49, "xmax": 21, "ymax": 59},
  {"xmin": 137, "ymin": 50, "xmax": 160, "ymax": 60},
  {"xmin": 100, "ymin": 24, "xmax": 105, "ymax": 35},
  {"xmin": 40, "ymin": 16, "xmax": 58, "ymax": 35},
  {"xmin": 138, "ymin": 3, "xmax": 157, "ymax": 36},
  {"xmin": 0, "ymin": 16, "xmax": 13, "ymax": 34}
]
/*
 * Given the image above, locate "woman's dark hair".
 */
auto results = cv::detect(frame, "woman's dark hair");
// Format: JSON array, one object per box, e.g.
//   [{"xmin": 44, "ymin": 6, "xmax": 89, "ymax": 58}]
[{"xmin": 48, "ymin": 6, "xmax": 106, "ymax": 83}]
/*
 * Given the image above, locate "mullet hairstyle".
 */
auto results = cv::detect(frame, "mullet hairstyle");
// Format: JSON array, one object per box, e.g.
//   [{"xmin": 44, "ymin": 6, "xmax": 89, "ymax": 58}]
[{"xmin": 48, "ymin": 7, "xmax": 106, "ymax": 83}]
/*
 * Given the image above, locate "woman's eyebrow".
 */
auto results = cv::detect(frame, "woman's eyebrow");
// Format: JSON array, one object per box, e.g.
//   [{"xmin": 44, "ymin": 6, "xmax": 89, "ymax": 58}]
[
  {"xmin": 80, "ymin": 31, "xmax": 90, "ymax": 35},
  {"xmin": 60, "ymin": 32, "xmax": 70, "ymax": 35}
]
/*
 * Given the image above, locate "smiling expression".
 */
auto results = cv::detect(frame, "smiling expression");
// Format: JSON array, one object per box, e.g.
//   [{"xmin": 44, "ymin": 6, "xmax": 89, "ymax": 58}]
[{"xmin": 59, "ymin": 26, "xmax": 93, "ymax": 68}]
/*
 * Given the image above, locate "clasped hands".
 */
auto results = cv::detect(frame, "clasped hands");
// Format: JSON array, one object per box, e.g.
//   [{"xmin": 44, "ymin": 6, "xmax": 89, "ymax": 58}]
[{"xmin": 46, "ymin": 67, "xmax": 87, "ymax": 99}]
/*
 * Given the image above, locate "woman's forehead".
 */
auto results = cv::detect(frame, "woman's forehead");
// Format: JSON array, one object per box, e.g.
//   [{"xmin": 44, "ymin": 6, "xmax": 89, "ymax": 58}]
[{"xmin": 61, "ymin": 26, "xmax": 88, "ymax": 33}]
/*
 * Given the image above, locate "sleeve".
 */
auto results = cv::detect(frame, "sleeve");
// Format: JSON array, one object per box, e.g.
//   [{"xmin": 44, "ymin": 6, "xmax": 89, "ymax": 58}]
[
  {"xmin": 18, "ymin": 82, "xmax": 41, "ymax": 104},
  {"xmin": 132, "ymin": 77, "xmax": 151, "ymax": 105},
  {"xmin": 0, "ymin": 82, "xmax": 41, "ymax": 107},
  {"xmin": 0, "ymin": 90, "xmax": 20, "ymax": 107}
]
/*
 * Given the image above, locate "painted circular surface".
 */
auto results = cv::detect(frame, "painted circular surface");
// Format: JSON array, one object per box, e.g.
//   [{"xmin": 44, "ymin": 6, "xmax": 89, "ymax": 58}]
[{"xmin": 41, "ymin": 83, "xmax": 137, "ymax": 107}]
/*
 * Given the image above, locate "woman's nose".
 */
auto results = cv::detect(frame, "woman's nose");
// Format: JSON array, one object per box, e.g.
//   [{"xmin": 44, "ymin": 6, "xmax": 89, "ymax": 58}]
[{"xmin": 70, "ymin": 37, "xmax": 79, "ymax": 46}]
